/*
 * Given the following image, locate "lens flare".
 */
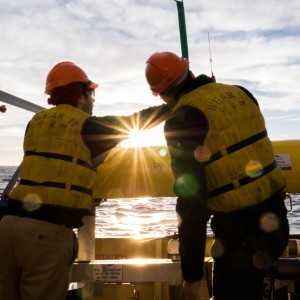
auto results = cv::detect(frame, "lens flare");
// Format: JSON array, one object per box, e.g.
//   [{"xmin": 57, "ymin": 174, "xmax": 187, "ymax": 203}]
[
  {"xmin": 159, "ymin": 148, "xmax": 167, "ymax": 157},
  {"xmin": 245, "ymin": 160, "xmax": 263, "ymax": 178},
  {"xmin": 194, "ymin": 145, "xmax": 211, "ymax": 163},
  {"xmin": 259, "ymin": 212, "xmax": 280, "ymax": 232},
  {"xmin": 22, "ymin": 193, "xmax": 42, "ymax": 211},
  {"xmin": 253, "ymin": 250, "xmax": 272, "ymax": 269},
  {"xmin": 175, "ymin": 174, "xmax": 199, "ymax": 197}
]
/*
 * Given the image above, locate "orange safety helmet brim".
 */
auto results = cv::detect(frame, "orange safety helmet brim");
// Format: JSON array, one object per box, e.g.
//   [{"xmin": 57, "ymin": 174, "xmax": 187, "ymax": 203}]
[
  {"xmin": 45, "ymin": 61, "xmax": 99, "ymax": 95},
  {"xmin": 145, "ymin": 52, "xmax": 189, "ymax": 95}
]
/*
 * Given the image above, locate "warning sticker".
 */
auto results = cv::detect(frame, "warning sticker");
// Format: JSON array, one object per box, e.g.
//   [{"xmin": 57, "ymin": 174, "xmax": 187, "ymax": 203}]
[
  {"xmin": 274, "ymin": 154, "xmax": 292, "ymax": 170},
  {"xmin": 93, "ymin": 264, "xmax": 123, "ymax": 282}
]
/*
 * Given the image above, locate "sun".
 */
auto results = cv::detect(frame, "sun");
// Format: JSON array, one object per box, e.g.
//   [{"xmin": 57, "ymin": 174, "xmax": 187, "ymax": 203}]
[{"xmin": 121, "ymin": 124, "xmax": 166, "ymax": 148}]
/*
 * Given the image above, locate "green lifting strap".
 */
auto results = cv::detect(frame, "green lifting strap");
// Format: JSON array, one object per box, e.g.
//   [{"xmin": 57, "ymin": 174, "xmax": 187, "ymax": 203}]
[{"xmin": 175, "ymin": 0, "xmax": 189, "ymax": 59}]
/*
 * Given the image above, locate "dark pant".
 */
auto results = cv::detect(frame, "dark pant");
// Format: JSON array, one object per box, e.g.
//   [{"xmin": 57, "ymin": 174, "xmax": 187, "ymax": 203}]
[{"xmin": 211, "ymin": 197, "xmax": 289, "ymax": 300}]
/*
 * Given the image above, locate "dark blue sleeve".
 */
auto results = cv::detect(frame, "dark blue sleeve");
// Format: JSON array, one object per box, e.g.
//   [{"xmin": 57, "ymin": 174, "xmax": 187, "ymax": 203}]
[
  {"xmin": 82, "ymin": 104, "xmax": 170, "ymax": 167},
  {"xmin": 164, "ymin": 105, "xmax": 211, "ymax": 281}
]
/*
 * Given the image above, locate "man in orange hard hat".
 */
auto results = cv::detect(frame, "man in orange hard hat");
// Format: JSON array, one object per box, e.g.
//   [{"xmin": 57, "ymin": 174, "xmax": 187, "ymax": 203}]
[
  {"xmin": 145, "ymin": 52, "xmax": 289, "ymax": 300},
  {"xmin": 0, "ymin": 61, "xmax": 170, "ymax": 300}
]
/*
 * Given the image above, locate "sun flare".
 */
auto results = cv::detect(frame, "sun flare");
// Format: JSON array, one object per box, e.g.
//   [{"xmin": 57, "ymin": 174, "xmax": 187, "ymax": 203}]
[{"xmin": 121, "ymin": 125, "xmax": 166, "ymax": 148}]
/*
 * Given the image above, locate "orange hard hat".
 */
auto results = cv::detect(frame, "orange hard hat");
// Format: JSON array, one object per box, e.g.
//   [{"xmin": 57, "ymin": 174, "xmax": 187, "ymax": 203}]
[
  {"xmin": 145, "ymin": 52, "xmax": 189, "ymax": 95},
  {"xmin": 45, "ymin": 62, "xmax": 98, "ymax": 95}
]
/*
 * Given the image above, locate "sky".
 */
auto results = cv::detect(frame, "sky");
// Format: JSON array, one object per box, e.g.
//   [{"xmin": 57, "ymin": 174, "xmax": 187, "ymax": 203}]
[{"xmin": 1, "ymin": 0, "xmax": 300, "ymax": 166}]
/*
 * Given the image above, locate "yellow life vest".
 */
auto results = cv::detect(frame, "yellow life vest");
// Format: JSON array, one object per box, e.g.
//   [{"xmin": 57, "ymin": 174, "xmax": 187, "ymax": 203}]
[
  {"xmin": 174, "ymin": 83, "xmax": 286, "ymax": 212},
  {"xmin": 10, "ymin": 105, "xmax": 96, "ymax": 213}
]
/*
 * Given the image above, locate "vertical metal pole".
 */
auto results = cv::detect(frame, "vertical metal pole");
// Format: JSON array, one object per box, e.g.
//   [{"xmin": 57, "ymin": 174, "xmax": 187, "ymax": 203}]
[
  {"xmin": 76, "ymin": 215, "xmax": 96, "ymax": 299},
  {"xmin": 175, "ymin": 0, "xmax": 189, "ymax": 59},
  {"xmin": 77, "ymin": 215, "xmax": 96, "ymax": 261},
  {"xmin": 1, "ymin": 166, "xmax": 21, "ymax": 200}
]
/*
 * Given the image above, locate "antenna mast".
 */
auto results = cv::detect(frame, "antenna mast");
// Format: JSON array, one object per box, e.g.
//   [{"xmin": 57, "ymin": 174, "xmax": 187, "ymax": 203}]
[{"xmin": 208, "ymin": 32, "xmax": 216, "ymax": 82}]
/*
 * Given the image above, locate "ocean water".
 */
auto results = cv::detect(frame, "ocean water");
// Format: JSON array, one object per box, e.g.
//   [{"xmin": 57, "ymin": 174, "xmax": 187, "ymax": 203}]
[{"xmin": 1, "ymin": 166, "xmax": 300, "ymax": 239}]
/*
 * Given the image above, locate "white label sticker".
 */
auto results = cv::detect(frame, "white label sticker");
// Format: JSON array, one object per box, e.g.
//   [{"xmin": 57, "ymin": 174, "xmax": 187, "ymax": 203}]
[
  {"xmin": 274, "ymin": 154, "xmax": 292, "ymax": 170},
  {"xmin": 93, "ymin": 264, "xmax": 123, "ymax": 282}
]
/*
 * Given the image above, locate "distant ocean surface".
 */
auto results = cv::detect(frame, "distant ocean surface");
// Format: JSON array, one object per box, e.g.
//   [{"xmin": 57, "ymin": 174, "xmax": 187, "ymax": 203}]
[{"xmin": 1, "ymin": 166, "xmax": 300, "ymax": 238}]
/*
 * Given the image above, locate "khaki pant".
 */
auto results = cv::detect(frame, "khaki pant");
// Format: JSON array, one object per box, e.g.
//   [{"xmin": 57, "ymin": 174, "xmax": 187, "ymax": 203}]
[{"xmin": 0, "ymin": 215, "xmax": 76, "ymax": 300}]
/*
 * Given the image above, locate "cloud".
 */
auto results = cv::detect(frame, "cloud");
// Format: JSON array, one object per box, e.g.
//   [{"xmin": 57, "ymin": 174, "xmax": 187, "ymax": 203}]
[{"xmin": 1, "ymin": 0, "xmax": 300, "ymax": 165}]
